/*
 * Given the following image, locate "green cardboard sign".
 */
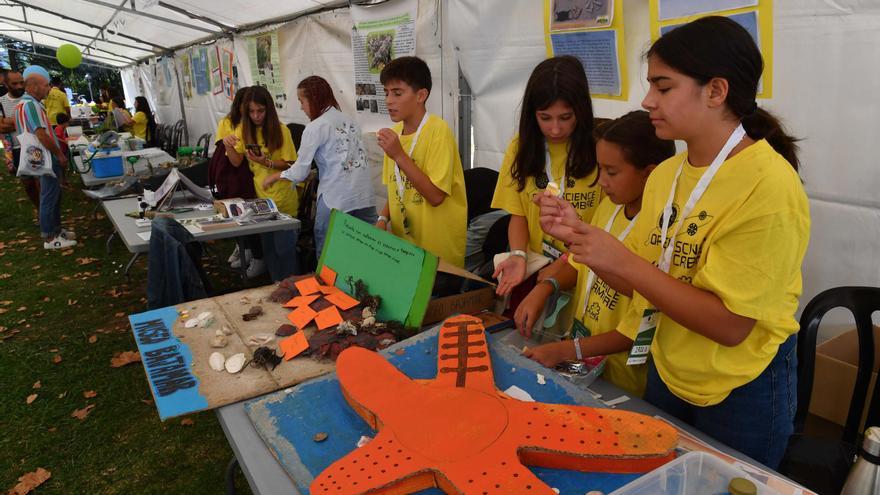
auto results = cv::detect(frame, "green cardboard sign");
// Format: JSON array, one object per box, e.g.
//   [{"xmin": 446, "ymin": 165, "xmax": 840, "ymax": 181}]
[{"xmin": 317, "ymin": 210, "xmax": 438, "ymax": 327}]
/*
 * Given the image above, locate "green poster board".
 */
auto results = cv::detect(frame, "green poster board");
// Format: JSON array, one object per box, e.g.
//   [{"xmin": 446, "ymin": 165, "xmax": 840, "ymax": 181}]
[{"xmin": 317, "ymin": 210, "xmax": 438, "ymax": 328}]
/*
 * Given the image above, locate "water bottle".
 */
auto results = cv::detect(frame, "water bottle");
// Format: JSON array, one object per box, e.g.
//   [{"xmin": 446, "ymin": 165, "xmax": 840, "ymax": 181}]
[{"xmin": 841, "ymin": 426, "xmax": 880, "ymax": 495}]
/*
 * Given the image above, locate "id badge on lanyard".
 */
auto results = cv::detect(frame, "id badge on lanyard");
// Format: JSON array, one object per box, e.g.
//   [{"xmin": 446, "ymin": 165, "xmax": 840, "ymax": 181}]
[
  {"xmin": 392, "ymin": 112, "xmax": 430, "ymax": 236},
  {"xmin": 541, "ymin": 144, "xmax": 566, "ymax": 260},
  {"xmin": 625, "ymin": 124, "xmax": 746, "ymax": 366}
]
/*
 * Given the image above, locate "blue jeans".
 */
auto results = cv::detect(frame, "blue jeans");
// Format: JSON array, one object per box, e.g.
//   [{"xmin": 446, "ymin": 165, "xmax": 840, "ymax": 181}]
[
  {"xmin": 644, "ymin": 334, "xmax": 797, "ymax": 470},
  {"xmin": 314, "ymin": 195, "xmax": 377, "ymax": 256},
  {"xmin": 39, "ymin": 159, "xmax": 62, "ymax": 239}
]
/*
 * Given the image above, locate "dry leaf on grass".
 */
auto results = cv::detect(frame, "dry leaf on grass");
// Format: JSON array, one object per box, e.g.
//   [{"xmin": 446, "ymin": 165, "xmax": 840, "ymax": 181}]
[
  {"xmin": 61, "ymin": 249, "xmax": 73, "ymax": 256},
  {"xmin": 88, "ymin": 335, "xmax": 97, "ymax": 344},
  {"xmin": 0, "ymin": 308, "xmax": 7, "ymax": 314},
  {"xmin": 26, "ymin": 394, "xmax": 37, "ymax": 404},
  {"xmin": 31, "ymin": 265, "xmax": 40, "ymax": 271},
  {"xmin": 110, "ymin": 351, "xmax": 141, "ymax": 368},
  {"xmin": 75, "ymin": 257, "xmax": 97, "ymax": 266},
  {"xmin": 0, "ymin": 273, "xmax": 11, "ymax": 280},
  {"xmin": 8, "ymin": 467, "xmax": 51, "ymax": 495},
  {"xmin": 71, "ymin": 404, "xmax": 95, "ymax": 420},
  {"xmin": 52, "ymin": 355, "xmax": 62, "ymax": 364},
  {"xmin": 83, "ymin": 390, "xmax": 97, "ymax": 399},
  {"xmin": 41, "ymin": 296, "xmax": 50, "ymax": 302},
  {"xmin": 67, "ymin": 299, "xmax": 77, "ymax": 306},
  {"xmin": 16, "ymin": 306, "xmax": 27, "ymax": 312},
  {"xmin": 180, "ymin": 418, "xmax": 194, "ymax": 426},
  {"xmin": 114, "ymin": 312, "xmax": 126, "ymax": 318},
  {"xmin": 0, "ymin": 300, "xmax": 12, "ymax": 306},
  {"xmin": 32, "ymin": 381, "xmax": 41, "ymax": 389}
]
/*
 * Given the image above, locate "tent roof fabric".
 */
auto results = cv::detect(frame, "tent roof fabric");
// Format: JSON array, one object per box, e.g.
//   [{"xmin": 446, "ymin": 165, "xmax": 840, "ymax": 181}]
[{"xmin": 0, "ymin": 0, "xmax": 343, "ymax": 67}]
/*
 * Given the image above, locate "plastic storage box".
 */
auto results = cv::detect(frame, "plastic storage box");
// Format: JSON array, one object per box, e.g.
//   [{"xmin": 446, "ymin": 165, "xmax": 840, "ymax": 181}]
[
  {"xmin": 87, "ymin": 145, "xmax": 124, "ymax": 178},
  {"xmin": 609, "ymin": 451, "xmax": 782, "ymax": 495}
]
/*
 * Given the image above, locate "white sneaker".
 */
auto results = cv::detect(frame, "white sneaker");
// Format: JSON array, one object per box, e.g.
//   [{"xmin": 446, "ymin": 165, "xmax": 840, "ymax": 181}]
[
  {"xmin": 59, "ymin": 228, "xmax": 76, "ymax": 240},
  {"xmin": 44, "ymin": 236, "xmax": 77, "ymax": 250},
  {"xmin": 246, "ymin": 258, "xmax": 266, "ymax": 278},
  {"xmin": 227, "ymin": 245, "xmax": 240, "ymax": 265},
  {"xmin": 230, "ymin": 248, "xmax": 253, "ymax": 269}
]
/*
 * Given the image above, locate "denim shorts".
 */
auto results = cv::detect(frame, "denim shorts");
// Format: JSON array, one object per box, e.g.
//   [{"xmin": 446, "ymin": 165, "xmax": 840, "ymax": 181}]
[{"xmin": 644, "ymin": 334, "xmax": 797, "ymax": 469}]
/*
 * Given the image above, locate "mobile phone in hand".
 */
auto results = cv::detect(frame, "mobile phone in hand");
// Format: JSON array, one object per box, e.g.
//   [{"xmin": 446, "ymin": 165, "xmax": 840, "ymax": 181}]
[{"xmin": 246, "ymin": 144, "xmax": 263, "ymax": 156}]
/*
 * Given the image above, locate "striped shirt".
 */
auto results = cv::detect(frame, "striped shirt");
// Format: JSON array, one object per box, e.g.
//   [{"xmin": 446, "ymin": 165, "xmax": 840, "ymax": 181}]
[{"xmin": 14, "ymin": 93, "xmax": 60, "ymax": 149}]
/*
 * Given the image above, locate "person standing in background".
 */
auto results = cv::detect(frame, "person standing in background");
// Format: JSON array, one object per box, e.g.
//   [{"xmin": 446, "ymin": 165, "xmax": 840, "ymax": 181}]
[{"xmin": 44, "ymin": 76, "xmax": 70, "ymax": 126}]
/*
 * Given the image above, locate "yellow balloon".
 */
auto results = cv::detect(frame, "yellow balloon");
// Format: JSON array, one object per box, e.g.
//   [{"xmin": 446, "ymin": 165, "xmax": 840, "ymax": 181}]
[{"xmin": 57, "ymin": 44, "xmax": 82, "ymax": 69}]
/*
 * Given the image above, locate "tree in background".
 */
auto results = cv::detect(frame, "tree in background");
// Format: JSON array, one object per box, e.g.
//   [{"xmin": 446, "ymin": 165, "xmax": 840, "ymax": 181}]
[{"xmin": 1, "ymin": 35, "xmax": 123, "ymax": 103}]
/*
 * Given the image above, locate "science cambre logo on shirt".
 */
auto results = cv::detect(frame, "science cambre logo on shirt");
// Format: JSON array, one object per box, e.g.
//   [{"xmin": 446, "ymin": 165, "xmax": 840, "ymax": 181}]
[
  {"xmin": 647, "ymin": 203, "xmax": 714, "ymax": 270},
  {"xmin": 390, "ymin": 172, "xmax": 425, "ymax": 206},
  {"xmin": 531, "ymin": 174, "xmax": 597, "ymax": 211},
  {"xmin": 587, "ymin": 278, "xmax": 620, "ymax": 322}
]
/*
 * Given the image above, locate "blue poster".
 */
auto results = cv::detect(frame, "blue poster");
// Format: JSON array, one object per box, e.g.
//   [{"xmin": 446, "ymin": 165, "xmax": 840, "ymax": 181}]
[
  {"xmin": 550, "ymin": 30, "xmax": 621, "ymax": 96},
  {"xmin": 192, "ymin": 47, "xmax": 211, "ymax": 95},
  {"xmin": 660, "ymin": 10, "xmax": 759, "ymax": 47},
  {"xmin": 128, "ymin": 307, "xmax": 208, "ymax": 420},
  {"xmin": 658, "ymin": 0, "xmax": 756, "ymax": 21}
]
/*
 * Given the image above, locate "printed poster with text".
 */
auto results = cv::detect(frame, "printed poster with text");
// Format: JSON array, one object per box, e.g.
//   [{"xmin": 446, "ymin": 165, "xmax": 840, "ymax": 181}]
[
  {"xmin": 350, "ymin": 0, "xmax": 418, "ymax": 131},
  {"xmin": 544, "ymin": 0, "xmax": 628, "ymax": 100},
  {"xmin": 648, "ymin": 0, "xmax": 773, "ymax": 97},
  {"xmin": 247, "ymin": 30, "xmax": 288, "ymax": 109}
]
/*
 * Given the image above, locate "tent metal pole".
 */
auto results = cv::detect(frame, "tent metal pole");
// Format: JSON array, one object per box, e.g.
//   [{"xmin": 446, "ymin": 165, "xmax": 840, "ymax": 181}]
[
  {"xmin": 156, "ymin": 2, "xmax": 233, "ymax": 33},
  {"xmin": 173, "ymin": 59, "xmax": 189, "ymax": 146},
  {"xmin": 0, "ymin": 17, "xmax": 154, "ymax": 54},
  {"xmin": 79, "ymin": 0, "xmax": 219, "ymax": 34}
]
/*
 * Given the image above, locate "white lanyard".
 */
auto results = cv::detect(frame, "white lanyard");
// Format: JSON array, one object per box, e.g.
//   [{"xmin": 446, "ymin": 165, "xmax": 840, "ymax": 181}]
[
  {"xmin": 580, "ymin": 204, "xmax": 637, "ymax": 318},
  {"xmin": 657, "ymin": 124, "xmax": 746, "ymax": 273},
  {"xmin": 393, "ymin": 111, "xmax": 430, "ymax": 201},
  {"xmin": 544, "ymin": 143, "xmax": 565, "ymax": 196}
]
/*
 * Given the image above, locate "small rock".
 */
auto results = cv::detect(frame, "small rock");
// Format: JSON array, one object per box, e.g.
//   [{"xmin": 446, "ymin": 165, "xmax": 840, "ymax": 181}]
[
  {"xmin": 211, "ymin": 335, "xmax": 228, "ymax": 348},
  {"xmin": 313, "ymin": 432, "xmax": 329, "ymax": 442},
  {"xmin": 361, "ymin": 307, "xmax": 375, "ymax": 319},
  {"xmin": 220, "ymin": 325, "xmax": 235, "ymax": 336},
  {"xmin": 275, "ymin": 324, "xmax": 297, "ymax": 337},
  {"xmin": 537, "ymin": 373, "xmax": 546, "ymax": 385},
  {"xmin": 362, "ymin": 316, "xmax": 376, "ymax": 327}
]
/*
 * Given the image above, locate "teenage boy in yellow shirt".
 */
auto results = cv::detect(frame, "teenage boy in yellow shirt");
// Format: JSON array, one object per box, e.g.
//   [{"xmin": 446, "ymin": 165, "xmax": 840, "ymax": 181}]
[{"xmin": 376, "ymin": 56, "xmax": 467, "ymax": 268}]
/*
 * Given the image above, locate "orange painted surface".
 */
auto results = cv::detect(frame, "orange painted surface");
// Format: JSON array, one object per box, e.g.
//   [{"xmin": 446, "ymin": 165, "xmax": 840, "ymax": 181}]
[{"xmin": 311, "ymin": 315, "xmax": 678, "ymax": 495}]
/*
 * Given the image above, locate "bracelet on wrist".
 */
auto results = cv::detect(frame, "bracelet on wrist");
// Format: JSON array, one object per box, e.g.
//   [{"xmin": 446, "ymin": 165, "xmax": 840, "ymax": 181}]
[
  {"xmin": 573, "ymin": 337, "xmax": 583, "ymax": 360},
  {"xmin": 377, "ymin": 215, "xmax": 389, "ymax": 223}
]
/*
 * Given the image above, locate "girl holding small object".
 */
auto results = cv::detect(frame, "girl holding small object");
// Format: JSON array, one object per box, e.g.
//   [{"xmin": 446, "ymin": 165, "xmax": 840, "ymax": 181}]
[
  {"xmin": 223, "ymin": 86, "xmax": 299, "ymax": 278},
  {"xmin": 521, "ymin": 111, "xmax": 675, "ymax": 397},
  {"xmin": 535, "ymin": 17, "xmax": 809, "ymax": 469},
  {"xmin": 262, "ymin": 76, "xmax": 376, "ymax": 255},
  {"xmin": 491, "ymin": 56, "xmax": 603, "ymax": 298}
]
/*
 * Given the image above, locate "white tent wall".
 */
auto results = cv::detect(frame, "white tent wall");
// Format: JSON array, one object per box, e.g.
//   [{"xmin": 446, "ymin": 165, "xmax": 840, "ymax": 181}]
[{"xmin": 447, "ymin": 0, "xmax": 880, "ymax": 338}]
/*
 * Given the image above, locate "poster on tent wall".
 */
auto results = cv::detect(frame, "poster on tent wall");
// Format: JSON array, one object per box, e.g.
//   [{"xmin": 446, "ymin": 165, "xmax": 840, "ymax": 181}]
[
  {"xmin": 350, "ymin": 0, "xmax": 418, "ymax": 131},
  {"xmin": 179, "ymin": 50, "xmax": 194, "ymax": 100},
  {"xmin": 247, "ymin": 30, "xmax": 287, "ymax": 109},
  {"xmin": 209, "ymin": 46, "xmax": 223, "ymax": 96},
  {"xmin": 192, "ymin": 47, "xmax": 211, "ymax": 95},
  {"xmin": 648, "ymin": 0, "xmax": 773, "ymax": 97},
  {"xmin": 154, "ymin": 58, "xmax": 174, "ymax": 106},
  {"xmin": 543, "ymin": 0, "xmax": 628, "ymax": 100}
]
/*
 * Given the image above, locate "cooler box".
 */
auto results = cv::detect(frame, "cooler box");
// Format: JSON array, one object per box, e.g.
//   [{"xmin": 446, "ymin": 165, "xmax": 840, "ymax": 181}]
[{"xmin": 87, "ymin": 145, "xmax": 124, "ymax": 178}]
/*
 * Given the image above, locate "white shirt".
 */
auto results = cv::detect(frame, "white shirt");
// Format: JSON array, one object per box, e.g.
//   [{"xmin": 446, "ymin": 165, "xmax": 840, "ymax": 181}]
[
  {"xmin": 280, "ymin": 107, "xmax": 374, "ymax": 213},
  {"xmin": 0, "ymin": 93, "xmax": 20, "ymax": 148}
]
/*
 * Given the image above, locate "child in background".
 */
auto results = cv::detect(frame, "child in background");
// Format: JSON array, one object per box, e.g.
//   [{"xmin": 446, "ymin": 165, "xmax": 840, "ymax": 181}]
[
  {"xmin": 53, "ymin": 113, "xmax": 70, "ymax": 187},
  {"xmin": 536, "ymin": 16, "xmax": 809, "ymax": 469},
  {"xmin": 491, "ymin": 56, "xmax": 603, "ymax": 297},
  {"xmin": 521, "ymin": 111, "xmax": 675, "ymax": 397},
  {"xmin": 263, "ymin": 76, "xmax": 375, "ymax": 255},
  {"xmin": 376, "ymin": 56, "xmax": 467, "ymax": 268}
]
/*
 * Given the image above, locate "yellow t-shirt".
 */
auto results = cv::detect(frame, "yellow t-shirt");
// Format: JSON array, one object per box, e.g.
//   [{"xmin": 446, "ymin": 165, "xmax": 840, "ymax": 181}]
[
  {"xmin": 44, "ymin": 87, "xmax": 70, "ymax": 125},
  {"xmin": 216, "ymin": 117, "xmax": 236, "ymax": 142},
  {"xmin": 233, "ymin": 125, "xmax": 299, "ymax": 216},
  {"xmin": 131, "ymin": 111, "xmax": 148, "ymax": 140},
  {"xmin": 569, "ymin": 197, "xmax": 646, "ymax": 397},
  {"xmin": 381, "ymin": 114, "xmax": 468, "ymax": 268},
  {"xmin": 491, "ymin": 136, "xmax": 603, "ymax": 254},
  {"xmin": 618, "ymin": 139, "xmax": 810, "ymax": 406}
]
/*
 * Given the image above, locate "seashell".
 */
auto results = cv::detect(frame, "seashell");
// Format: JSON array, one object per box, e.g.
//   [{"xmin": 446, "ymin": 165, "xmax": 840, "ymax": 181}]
[
  {"xmin": 209, "ymin": 352, "xmax": 226, "ymax": 371},
  {"xmin": 225, "ymin": 353, "xmax": 247, "ymax": 374},
  {"xmin": 221, "ymin": 325, "xmax": 235, "ymax": 336},
  {"xmin": 361, "ymin": 307, "xmax": 375, "ymax": 319},
  {"xmin": 246, "ymin": 333, "xmax": 274, "ymax": 346},
  {"xmin": 240, "ymin": 296, "xmax": 251, "ymax": 305},
  {"xmin": 197, "ymin": 311, "xmax": 212, "ymax": 321},
  {"xmin": 211, "ymin": 335, "xmax": 228, "ymax": 348},
  {"xmin": 362, "ymin": 316, "xmax": 376, "ymax": 327},
  {"xmin": 215, "ymin": 329, "xmax": 225, "ymax": 337},
  {"xmin": 184, "ymin": 317, "xmax": 201, "ymax": 328},
  {"xmin": 198, "ymin": 316, "xmax": 214, "ymax": 328}
]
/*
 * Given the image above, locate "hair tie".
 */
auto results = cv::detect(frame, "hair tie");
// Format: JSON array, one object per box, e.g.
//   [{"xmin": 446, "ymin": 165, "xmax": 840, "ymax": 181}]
[{"xmin": 747, "ymin": 101, "xmax": 759, "ymax": 116}]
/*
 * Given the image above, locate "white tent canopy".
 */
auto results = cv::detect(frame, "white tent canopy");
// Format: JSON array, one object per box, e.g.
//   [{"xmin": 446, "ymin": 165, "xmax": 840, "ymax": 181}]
[{"xmin": 1, "ymin": 0, "xmax": 878, "ymax": 337}]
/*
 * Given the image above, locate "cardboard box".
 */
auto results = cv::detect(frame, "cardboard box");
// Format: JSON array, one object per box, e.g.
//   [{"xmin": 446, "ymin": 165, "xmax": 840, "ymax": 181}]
[
  {"xmin": 421, "ymin": 260, "xmax": 496, "ymax": 325},
  {"xmin": 808, "ymin": 325, "xmax": 880, "ymax": 427}
]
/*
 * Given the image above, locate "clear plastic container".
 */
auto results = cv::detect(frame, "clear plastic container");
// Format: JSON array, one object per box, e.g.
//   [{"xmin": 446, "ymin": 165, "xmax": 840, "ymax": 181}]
[{"xmin": 609, "ymin": 451, "xmax": 782, "ymax": 495}]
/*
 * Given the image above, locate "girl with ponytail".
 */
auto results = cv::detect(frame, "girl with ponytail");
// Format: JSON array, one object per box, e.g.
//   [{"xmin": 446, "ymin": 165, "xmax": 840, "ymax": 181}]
[{"xmin": 534, "ymin": 16, "xmax": 809, "ymax": 469}]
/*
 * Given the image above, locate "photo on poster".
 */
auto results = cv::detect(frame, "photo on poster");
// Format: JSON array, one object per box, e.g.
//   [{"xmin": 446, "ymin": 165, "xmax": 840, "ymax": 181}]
[
  {"xmin": 366, "ymin": 31, "xmax": 395, "ymax": 73},
  {"xmin": 256, "ymin": 34, "xmax": 273, "ymax": 77},
  {"xmin": 550, "ymin": 0, "xmax": 614, "ymax": 31},
  {"xmin": 658, "ymin": 0, "xmax": 757, "ymax": 21}
]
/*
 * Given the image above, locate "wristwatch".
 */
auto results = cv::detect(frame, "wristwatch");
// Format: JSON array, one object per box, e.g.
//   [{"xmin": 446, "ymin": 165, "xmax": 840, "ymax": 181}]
[
  {"xmin": 377, "ymin": 215, "xmax": 389, "ymax": 223},
  {"xmin": 510, "ymin": 249, "xmax": 527, "ymax": 260}
]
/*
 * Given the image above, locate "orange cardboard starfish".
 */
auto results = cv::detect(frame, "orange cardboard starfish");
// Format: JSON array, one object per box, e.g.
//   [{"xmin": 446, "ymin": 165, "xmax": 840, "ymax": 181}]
[{"xmin": 311, "ymin": 315, "xmax": 678, "ymax": 494}]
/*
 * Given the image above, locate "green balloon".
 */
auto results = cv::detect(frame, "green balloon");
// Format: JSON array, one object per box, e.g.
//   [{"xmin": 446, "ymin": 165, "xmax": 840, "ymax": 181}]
[{"xmin": 57, "ymin": 44, "xmax": 82, "ymax": 69}]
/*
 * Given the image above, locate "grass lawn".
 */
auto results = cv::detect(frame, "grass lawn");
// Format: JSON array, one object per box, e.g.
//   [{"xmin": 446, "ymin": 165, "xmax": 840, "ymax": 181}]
[{"xmin": 0, "ymin": 169, "xmax": 255, "ymax": 494}]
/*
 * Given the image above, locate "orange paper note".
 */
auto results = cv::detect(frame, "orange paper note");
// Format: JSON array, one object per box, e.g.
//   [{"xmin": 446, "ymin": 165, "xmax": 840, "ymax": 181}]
[
  {"xmin": 318, "ymin": 285, "xmax": 341, "ymax": 295},
  {"xmin": 319, "ymin": 265, "xmax": 338, "ymax": 286},
  {"xmin": 325, "ymin": 290, "xmax": 359, "ymax": 311},
  {"xmin": 287, "ymin": 305, "xmax": 318, "ymax": 329},
  {"xmin": 283, "ymin": 294, "xmax": 320, "ymax": 309},
  {"xmin": 294, "ymin": 277, "xmax": 322, "ymax": 296},
  {"xmin": 280, "ymin": 332, "xmax": 309, "ymax": 361},
  {"xmin": 314, "ymin": 306, "xmax": 343, "ymax": 330}
]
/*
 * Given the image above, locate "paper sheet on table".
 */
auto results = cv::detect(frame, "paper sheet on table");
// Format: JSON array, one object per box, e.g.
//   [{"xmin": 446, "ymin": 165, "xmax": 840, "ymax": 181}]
[
  {"xmin": 287, "ymin": 305, "xmax": 318, "ymax": 329},
  {"xmin": 283, "ymin": 294, "xmax": 320, "ymax": 309},
  {"xmin": 314, "ymin": 306, "xmax": 343, "ymax": 330},
  {"xmin": 294, "ymin": 277, "xmax": 322, "ymax": 296},
  {"xmin": 280, "ymin": 333, "xmax": 309, "ymax": 360}
]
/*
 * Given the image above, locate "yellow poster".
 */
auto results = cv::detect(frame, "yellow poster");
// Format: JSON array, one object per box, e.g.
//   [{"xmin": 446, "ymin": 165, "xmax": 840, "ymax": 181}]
[
  {"xmin": 543, "ymin": 0, "xmax": 628, "ymax": 101},
  {"xmin": 648, "ymin": 0, "xmax": 773, "ymax": 98}
]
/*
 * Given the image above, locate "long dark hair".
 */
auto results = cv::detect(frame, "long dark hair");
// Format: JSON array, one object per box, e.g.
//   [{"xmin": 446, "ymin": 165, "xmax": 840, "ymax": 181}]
[
  {"xmin": 648, "ymin": 16, "xmax": 800, "ymax": 170},
  {"xmin": 595, "ymin": 111, "xmax": 675, "ymax": 170},
  {"xmin": 512, "ymin": 55, "xmax": 596, "ymax": 191},
  {"xmin": 228, "ymin": 86, "xmax": 251, "ymax": 128},
  {"xmin": 297, "ymin": 76, "xmax": 340, "ymax": 120},
  {"xmin": 134, "ymin": 96, "xmax": 157, "ymax": 143},
  {"xmin": 241, "ymin": 86, "xmax": 283, "ymax": 153}
]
